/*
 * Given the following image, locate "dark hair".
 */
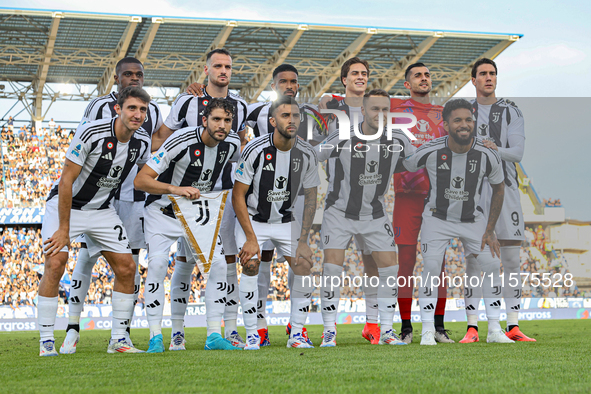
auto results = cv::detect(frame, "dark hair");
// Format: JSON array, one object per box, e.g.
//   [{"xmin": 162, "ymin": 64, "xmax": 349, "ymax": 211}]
[
  {"xmin": 115, "ymin": 57, "xmax": 143, "ymax": 75},
  {"xmin": 340, "ymin": 57, "xmax": 370, "ymax": 87},
  {"xmin": 117, "ymin": 86, "xmax": 150, "ymax": 107},
  {"xmin": 206, "ymin": 48, "xmax": 232, "ymax": 64},
  {"xmin": 471, "ymin": 58, "xmax": 497, "ymax": 78},
  {"xmin": 203, "ymin": 97, "xmax": 235, "ymax": 119},
  {"xmin": 404, "ymin": 62, "xmax": 427, "ymax": 81},
  {"xmin": 442, "ymin": 99, "xmax": 473, "ymax": 122},
  {"xmin": 270, "ymin": 95, "xmax": 299, "ymax": 117},
  {"xmin": 273, "ymin": 64, "xmax": 299, "ymax": 79},
  {"xmin": 363, "ymin": 89, "xmax": 390, "ymax": 105}
]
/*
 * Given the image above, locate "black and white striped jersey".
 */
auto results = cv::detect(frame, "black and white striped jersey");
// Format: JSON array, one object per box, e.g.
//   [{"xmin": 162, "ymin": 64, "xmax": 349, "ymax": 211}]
[
  {"xmin": 317, "ymin": 127, "xmax": 415, "ymax": 221},
  {"xmin": 145, "ymin": 126, "xmax": 241, "ymax": 210},
  {"xmin": 235, "ymin": 133, "xmax": 320, "ymax": 224},
  {"xmin": 47, "ymin": 118, "xmax": 151, "ymax": 210},
  {"xmin": 403, "ymin": 136, "xmax": 504, "ymax": 223},
  {"xmin": 471, "ymin": 98, "xmax": 524, "ymax": 189},
  {"xmin": 325, "ymin": 98, "xmax": 364, "ymax": 135},
  {"xmin": 164, "ymin": 88, "xmax": 247, "ymax": 134},
  {"xmin": 80, "ymin": 92, "xmax": 162, "ymax": 202},
  {"xmin": 245, "ymin": 101, "xmax": 327, "ymax": 142}
]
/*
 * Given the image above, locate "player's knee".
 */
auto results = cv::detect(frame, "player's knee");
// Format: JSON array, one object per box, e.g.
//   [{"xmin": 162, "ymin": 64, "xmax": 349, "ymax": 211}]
[
  {"xmin": 476, "ymin": 253, "xmax": 500, "ymax": 273},
  {"xmin": 114, "ymin": 257, "xmax": 136, "ymax": 283},
  {"xmin": 243, "ymin": 260, "xmax": 260, "ymax": 276},
  {"xmin": 225, "ymin": 255, "xmax": 236, "ymax": 264},
  {"xmin": 44, "ymin": 255, "xmax": 68, "ymax": 282}
]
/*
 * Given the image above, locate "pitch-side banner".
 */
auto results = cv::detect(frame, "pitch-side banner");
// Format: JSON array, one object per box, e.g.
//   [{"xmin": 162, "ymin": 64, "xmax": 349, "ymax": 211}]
[{"xmin": 168, "ymin": 191, "xmax": 228, "ymax": 278}]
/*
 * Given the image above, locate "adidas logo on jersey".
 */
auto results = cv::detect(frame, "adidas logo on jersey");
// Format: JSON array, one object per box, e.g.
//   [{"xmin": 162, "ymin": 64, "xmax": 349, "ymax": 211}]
[
  {"xmin": 438, "ymin": 162, "xmax": 450, "ymax": 170},
  {"xmin": 191, "ymin": 158, "xmax": 203, "ymax": 167},
  {"xmin": 514, "ymin": 229, "xmax": 522, "ymax": 237},
  {"xmin": 353, "ymin": 152, "xmax": 364, "ymax": 158},
  {"xmin": 101, "ymin": 152, "xmax": 113, "ymax": 160},
  {"xmin": 263, "ymin": 163, "xmax": 275, "ymax": 171}
]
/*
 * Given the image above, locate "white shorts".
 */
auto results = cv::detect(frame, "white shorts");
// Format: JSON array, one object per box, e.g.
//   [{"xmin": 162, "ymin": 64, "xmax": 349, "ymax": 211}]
[
  {"xmin": 479, "ymin": 182, "xmax": 525, "ymax": 241},
  {"xmin": 235, "ymin": 218, "xmax": 298, "ymax": 260},
  {"xmin": 41, "ymin": 198, "xmax": 130, "ymax": 255},
  {"xmin": 419, "ymin": 214, "xmax": 490, "ymax": 258},
  {"xmin": 320, "ymin": 207, "xmax": 396, "ymax": 252},
  {"xmin": 113, "ymin": 200, "xmax": 146, "ymax": 250}
]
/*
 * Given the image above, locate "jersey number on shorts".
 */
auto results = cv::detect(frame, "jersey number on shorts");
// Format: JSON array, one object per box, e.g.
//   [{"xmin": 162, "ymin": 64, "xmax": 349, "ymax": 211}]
[{"xmin": 113, "ymin": 225, "xmax": 127, "ymax": 241}]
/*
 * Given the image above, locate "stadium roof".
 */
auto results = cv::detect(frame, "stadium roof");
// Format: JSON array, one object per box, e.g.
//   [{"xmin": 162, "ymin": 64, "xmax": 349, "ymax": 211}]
[{"xmin": 0, "ymin": 7, "xmax": 522, "ymax": 121}]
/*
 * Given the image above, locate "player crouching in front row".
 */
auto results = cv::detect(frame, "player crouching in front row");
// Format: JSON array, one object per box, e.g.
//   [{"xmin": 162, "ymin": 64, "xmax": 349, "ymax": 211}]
[
  {"xmin": 233, "ymin": 96, "xmax": 320, "ymax": 349},
  {"xmin": 38, "ymin": 87, "xmax": 152, "ymax": 355}
]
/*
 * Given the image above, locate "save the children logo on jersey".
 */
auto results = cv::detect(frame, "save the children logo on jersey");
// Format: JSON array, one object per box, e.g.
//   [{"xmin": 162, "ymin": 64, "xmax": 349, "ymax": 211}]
[
  {"xmin": 444, "ymin": 176, "xmax": 469, "ymax": 201},
  {"xmin": 267, "ymin": 176, "xmax": 290, "ymax": 202},
  {"xmin": 478, "ymin": 124, "xmax": 489, "ymax": 136},
  {"xmin": 96, "ymin": 165, "xmax": 123, "ymax": 189}
]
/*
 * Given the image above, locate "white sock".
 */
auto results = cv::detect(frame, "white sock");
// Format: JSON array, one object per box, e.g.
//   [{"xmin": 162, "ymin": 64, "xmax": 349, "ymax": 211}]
[
  {"xmin": 363, "ymin": 277, "xmax": 379, "ymax": 324},
  {"xmin": 419, "ymin": 257, "xmax": 440, "ymax": 334},
  {"xmin": 464, "ymin": 254, "xmax": 481, "ymax": 325},
  {"xmin": 68, "ymin": 247, "xmax": 97, "ymax": 323},
  {"xmin": 111, "ymin": 291, "xmax": 134, "ymax": 340},
  {"xmin": 170, "ymin": 259, "xmax": 194, "ymax": 335},
  {"xmin": 321, "ymin": 264, "xmax": 342, "ymax": 331},
  {"xmin": 224, "ymin": 262, "xmax": 239, "ymax": 336},
  {"xmin": 378, "ymin": 265, "xmax": 399, "ymax": 333},
  {"xmin": 287, "ymin": 266, "xmax": 295, "ymax": 290},
  {"xmin": 501, "ymin": 246, "xmax": 522, "ymax": 318},
  {"xmin": 290, "ymin": 275, "xmax": 313, "ymax": 337},
  {"xmin": 38, "ymin": 295, "xmax": 59, "ymax": 342},
  {"xmin": 239, "ymin": 274, "xmax": 259, "ymax": 337},
  {"xmin": 257, "ymin": 260, "xmax": 272, "ymax": 329},
  {"xmin": 145, "ymin": 253, "xmax": 169, "ymax": 338},
  {"xmin": 205, "ymin": 258, "xmax": 227, "ymax": 336},
  {"xmin": 476, "ymin": 253, "xmax": 502, "ymax": 333},
  {"xmin": 132, "ymin": 254, "xmax": 141, "ymax": 305}
]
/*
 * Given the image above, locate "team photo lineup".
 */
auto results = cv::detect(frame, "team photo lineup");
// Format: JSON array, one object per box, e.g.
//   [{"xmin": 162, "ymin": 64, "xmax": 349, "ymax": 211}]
[{"xmin": 30, "ymin": 43, "xmax": 542, "ymax": 357}]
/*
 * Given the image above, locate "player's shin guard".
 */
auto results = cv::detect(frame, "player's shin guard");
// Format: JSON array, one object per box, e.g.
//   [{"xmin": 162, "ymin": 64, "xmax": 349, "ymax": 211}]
[
  {"xmin": 290, "ymin": 275, "xmax": 313, "ymax": 337},
  {"xmin": 464, "ymin": 254, "xmax": 482, "ymax": 327},
  {"xmin": 418, "ymin": 257, "xmax": 441, "ymax": 334},
  {"xmin": 321, "ymin": 264, "xmax": 342, "ymax": 330},
  {"xmin": 132, "ymin": 253, "xmax": 141, "ymax": 305},
  {"xmin": 239, "ymin": 274, "xmax": 258, "ymax": 337},
  {"xmin": 144, "ymin": 253, "xmax": 169, "ymax": 338},
  {"xmin": 224, "ymin": 262, "xmax": 239, "ymax": 336},
  {"xmin": 377, "ymin": 265, "xmax": 399, "ymax": 333},
  {"xmin": 501, "ymin": 246, "xmax": 522, "ymax": 327},
  {"xmin": 38, "ymin": 295, "xmax": 59, "ymax": 341},
  {"xmin": 257, "ymin": 260, "xmax": 272, "ymax": 329},
  {"xmin": 477, "ymin": 253, "xmax": 502, "ymax": 332},
  {"xmin": 170, "ymin": 258, "xmax": 195, "ymax": 335},
  {"xmin": 111, "ymin": 291, "xmax": 135, "ymax": 340},
  {"xmin": 363, "ymin": 280, "xmax": 379, "ymax": 324},
  {"xmin": 68, "ymin": 247, "xmax": 98, "ymax": 324},
  {"xmin": 205, "ymin": 258, "xmax": 228, "ymax": 336}
]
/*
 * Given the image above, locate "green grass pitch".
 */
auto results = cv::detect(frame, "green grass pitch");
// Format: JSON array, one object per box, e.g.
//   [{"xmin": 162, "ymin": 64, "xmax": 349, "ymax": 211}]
[{"xmin": 1, "ymin": 320, "xmax": 589, "ymax": 393}]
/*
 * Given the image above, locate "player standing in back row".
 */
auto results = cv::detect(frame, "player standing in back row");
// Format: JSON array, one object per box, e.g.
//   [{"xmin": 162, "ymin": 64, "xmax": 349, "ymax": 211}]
[{"xmin": 461, "ymin": 58, "xmax": 535, "ymax": 343}]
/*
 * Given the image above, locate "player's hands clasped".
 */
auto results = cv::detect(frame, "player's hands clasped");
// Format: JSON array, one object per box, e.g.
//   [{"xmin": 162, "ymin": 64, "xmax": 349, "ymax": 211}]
[
  {"xmin": 481, "ymin": 229, "xmax": 501, "ymax": 258},
  {"xmin": 295, "ymin": 241, "xmax": 313, "ymax": 268},
  {"xmin": 44, "ymin": 227, "xmax": 70, "ymax": 256},
  {"xmin": 239, "ymin": 239, "xmax": 261, "ymax": 263}
]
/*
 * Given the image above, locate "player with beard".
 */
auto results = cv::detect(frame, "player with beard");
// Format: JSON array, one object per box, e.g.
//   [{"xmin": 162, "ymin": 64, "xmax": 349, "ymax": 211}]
[
  {"xmin": 233, "ymin": 96, "xmax": 320, "ymax": 349},
  {"xmin": 150, "ymin": 49, "xmax": 249, "ymax": 349},
  {"xmin": 403, "ymin": 98, "xmax": 513, "ymax": 345},
  {"xmin": 135, "ymin": 98, "xmax": 241, "ymax": 352},
  {"xmin": 461, "ymin": 58, "xmax": 534, "ymax": 343},
  {"xmin": 391, "ymin": 63, "xmax": 451, "ymax": 344},
  {"xmin": 240, "ymin": 64, "xmax": 325, "ymax": 347}
]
